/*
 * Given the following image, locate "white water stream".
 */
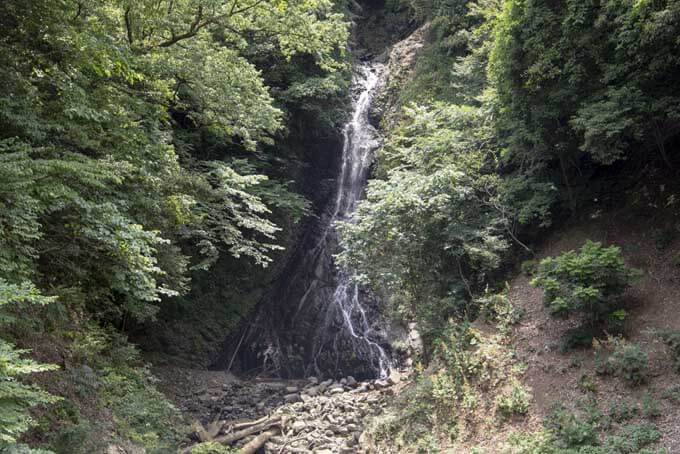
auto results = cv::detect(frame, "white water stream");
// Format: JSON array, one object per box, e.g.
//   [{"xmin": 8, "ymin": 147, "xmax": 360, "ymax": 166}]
[{"xmin": 309, "ymin": 62, "xmax": 391, "ymax": 379}]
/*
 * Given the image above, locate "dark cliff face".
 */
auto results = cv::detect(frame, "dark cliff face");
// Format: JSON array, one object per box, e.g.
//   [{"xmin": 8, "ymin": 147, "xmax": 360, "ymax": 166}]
[
  {"xmin": 133, "ymin": 80, "xmax": 346, "ymax": 368},
  {"xmin": 212, "ymin": 3, "xmax": 414, "ymax": 379},
  {"xmin": 211, "ymin": 91, "xmax": 370, "ymax": 379},
  {"xmin": 133, "ymin": 107, "xmax": 344, "ymax": 367}
]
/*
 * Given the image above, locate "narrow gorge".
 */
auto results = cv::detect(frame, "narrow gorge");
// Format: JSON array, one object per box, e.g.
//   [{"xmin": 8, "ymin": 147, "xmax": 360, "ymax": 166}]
[{"xmin": 218, "ymin": 61, "xmax": 392, "ymax": 381}]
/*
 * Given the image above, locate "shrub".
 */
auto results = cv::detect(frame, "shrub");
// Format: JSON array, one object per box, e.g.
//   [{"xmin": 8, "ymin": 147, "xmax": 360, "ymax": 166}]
[
  {"xmin": 608, "ymin": 400, "xmax": 638, "ymax": 422},
  {"xmin": 546, "ymin": 404, "xmax": 600, "ymax": 448},
  {"xmin": 595, "ymin": 337, "xmax": 648, "ymax": 386},
  {"xmin": 504, "ymin": 430, "xmax": 559, "ymax": 453},
  {"xmin": 0, "ymin": 280, "xmax": 60, "ymax": 447},
  {"xmin": 602, "ymin": 423, "xmax": 660, "ymax": 453},
  {"xmin": 520, "ymin": 259, "xmax": 538, "ymax": 276},
  {"xmin": 531, "ymin": 241, "xmax": 639, "ymax": 324},
  {"xmin": 477, "ymin": 291, "xmax": 522, "ymax": 333},
  {"xmin": 641, "ymin": 393, "xmax": 661, "ymax": 419},
  {"xmin": 662, "ymin": 385, "xmax": 680, "ymax": 404},
  {"xmin": 496, "ymin": 381, "xmax": 531, "ymax": 419},
  {"xmin": 606, "ymin": 309, "xmax": 628, "ymax": 336},
  {"xmin": 560, "ymin": 326, "xmax": 598, "ymax": 352},
  {"xmin": 657, "ymin": 330, "xmax": 680, "ymax": 372},
  {"xmin": 100, "ymin": 366, "xmax": 184, "ymax": 452},
  {"xmin": 578, "ymin": 374, "xmax": 598, "ymax": 394}
]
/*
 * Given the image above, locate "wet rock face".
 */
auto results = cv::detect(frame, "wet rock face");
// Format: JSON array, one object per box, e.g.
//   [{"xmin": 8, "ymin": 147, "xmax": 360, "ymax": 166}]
[{"xmin": 215, "ymin": 63, "xmax": 392, "ymax": 380}]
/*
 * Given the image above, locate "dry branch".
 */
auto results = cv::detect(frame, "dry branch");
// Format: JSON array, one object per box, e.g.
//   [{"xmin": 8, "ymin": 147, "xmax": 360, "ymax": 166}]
[{"xmin": 181, "ymin": 416, "xmax": 282, "ymax": 454}]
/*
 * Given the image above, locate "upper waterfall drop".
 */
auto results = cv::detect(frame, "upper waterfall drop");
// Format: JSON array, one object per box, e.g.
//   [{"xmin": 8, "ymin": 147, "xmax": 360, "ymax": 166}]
[{"xmin": 333, "ymin": 63, "xmax": 384, "ymax": 218}]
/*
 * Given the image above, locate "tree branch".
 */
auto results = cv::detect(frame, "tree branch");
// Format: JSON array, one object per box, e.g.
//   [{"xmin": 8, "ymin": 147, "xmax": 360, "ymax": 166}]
[
  {"xmin": 154, "ymin": 0, "xmax": 267, "ymax": 48},
  {"xmin": 158, "ymin": 5, "xmax": 204, "ymax": 47},
  {"xmin": 124, "ymin": 7, "xmax": 134, "ymax": 45}
]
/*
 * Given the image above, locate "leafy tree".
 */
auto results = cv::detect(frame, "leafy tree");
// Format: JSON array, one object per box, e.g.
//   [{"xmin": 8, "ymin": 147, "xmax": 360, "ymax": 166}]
[
  {"xmin": 531, "ymin": 241, "xmax": 639, "ymax": 324},
  {"xmin": 0, "ymin": 0, "xmax": 348, "ymax": 449},
  {"xmin": 338, "ymin": 103, "xmax": 508, "ymax": 333},
  {"xmin": 0, "ymin": 0, "xmax": 347, "ymax": 324},
  {"xmin": 489, "ymin": 0, "xmax": 680, "ymax": 202}
]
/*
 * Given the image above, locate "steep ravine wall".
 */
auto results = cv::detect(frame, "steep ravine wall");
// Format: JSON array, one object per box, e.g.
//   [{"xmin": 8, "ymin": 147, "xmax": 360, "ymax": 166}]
[{"xmin": 212, "ymin": 2, "xmax": 419, "ymax": 379}]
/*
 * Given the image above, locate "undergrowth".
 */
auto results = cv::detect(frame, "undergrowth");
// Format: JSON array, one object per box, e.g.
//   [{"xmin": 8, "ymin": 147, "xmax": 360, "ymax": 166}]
[{"xmin": 367, "ymin": 294, "xmax": 528, "ymax": 450}]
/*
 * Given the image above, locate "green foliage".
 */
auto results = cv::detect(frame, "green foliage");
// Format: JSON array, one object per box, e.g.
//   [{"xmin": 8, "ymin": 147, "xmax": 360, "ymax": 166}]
[
  {"xmin": 657, "ymin": 330, "xmax": 680, "ymax": 372},
  {"xmin": 602, "ymin": 423, "xmax": 661, "ymax": 454},
  {"xmin": 594, "ymin": 337, "xmax": 648, "ymax": 386},
  {"xmin": 608, "ymin": 401, "xmax": 638, "ymax": 423},
  {"xmin": 188, "ymin": 442, "xmax": 237, "ymax": 454},
  {"xmin": 560, "ymin": 327, "xmax": 598, "ymax": 353},
  {"xmin": 0, "ymin": 279, "xmax": 59, "ymax": 448},
  {"xmin": 546, "ymin": 403, "xmax": 601, "ymax": 449},
  {"xmin": 507, "ymin": 420, "xmax": 661, "ymax": 454},
  {"xmin": 496, "ymin": 380, "xmax": 531, "ymax": 419},
  {"xmin": 100, "ymin": 366, "xmax": 183, "ymax": 452},
  {"xmin": 531, "ymin": 241, "xmax": 639, "ymax": 323},
  {"xmin": 368, "ymin": 324, "xmax": 521, "ymax": 450},
  {"xmin": 477, "ymin": 290, "xmax": 522, "ymax": 333},
  {"xmin": 0, "ymin": 0, "xmax": 347, "ymax": 328},
  {"xmin": 0, "ymin": 0, "xmax": 348, "ymax": 449},
  {"xmin": 521, "ymin": 260, "xmax": 538, "ymax": 276},
  {"xmin": 641, "ymin": 393, "xmax": 661, "ymax": 419},
  {"xmin": 338, "ymin": 102, "xmax": 510, "ymax": 333},
  {"xmin": 578, "ymin": 374, "xmax": 598, "ymax": 395},
  {"xmin": 505, "ymin": 430, "xmax": 560, "ymax": 454},
  {"xmin": 490, "ymin": 0, "xmax": 680, "ymax": 176}
]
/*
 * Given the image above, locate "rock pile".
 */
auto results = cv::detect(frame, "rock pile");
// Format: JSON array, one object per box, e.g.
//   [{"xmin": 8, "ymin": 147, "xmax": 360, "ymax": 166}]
[
  {"xmin": 264, "ymin": 376, "xmax": 395, "ymax": 453},
  {"xmin": 184, "ymin": 374, "xmax": 398, "ymax": 453}
]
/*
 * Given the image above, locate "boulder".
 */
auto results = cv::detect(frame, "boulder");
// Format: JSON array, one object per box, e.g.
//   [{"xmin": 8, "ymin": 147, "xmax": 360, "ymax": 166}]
[{"xmin": 284, "ymin": 393, "xmax": 301, "ymax": 403}]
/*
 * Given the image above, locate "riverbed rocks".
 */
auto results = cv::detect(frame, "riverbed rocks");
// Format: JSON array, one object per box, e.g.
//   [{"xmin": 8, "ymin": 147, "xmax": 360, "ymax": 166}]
[
  {"xmin": 263, "ymin": 380, "xmax": 389, "ymax": 453},
  {"xmin": 183, "ymin": 374, "xmax": 398, "ymax": 453}
]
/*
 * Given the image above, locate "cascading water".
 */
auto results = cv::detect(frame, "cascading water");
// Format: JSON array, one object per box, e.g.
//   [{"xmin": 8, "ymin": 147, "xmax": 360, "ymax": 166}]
[
  {"xmin": 218, "ymin": 61, "xmax": 391, "ymax": 380},
  {"xmin": 309, "ymin": 62, "xmax": 390, "ymax": 378}
]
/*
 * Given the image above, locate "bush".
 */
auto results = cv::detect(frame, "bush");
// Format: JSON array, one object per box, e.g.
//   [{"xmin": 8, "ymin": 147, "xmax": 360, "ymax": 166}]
[
  {"xmin": 509, "ymin": 412, "xmax": 661, "ymax": 454},
  {"xmin": 641, "ymin": 393, "xmax": 661, "ymax": 419},
  {"xmin": 560, "ymin": 326, "xmax": 598, "ymax": 352},
  {"xmin": 662, "ymin": 385, "xmax": 680, "ymax": 404},
  {"xmin": 496, "ymin": 381, "xmax": 531, "ymax": 419},
  {"xmin": 608, "ymin": 400, "xmax": 638, "ymax": 422},
  {"xmin": 595, "ymin": 337, "xmax": 648, "ymax": 386},
  {"xmin": 546, "ymin": 404, "xmax": 600, "ymax": 448},
  {"xmin": 520, "ymin": 259, "xmax": 538, "ymax": 276},
  {"xmin": 578, "ymin": 374, "xmax": 598, "ymax": 394},
  {"xmin": 602, "ymin": 423, "xmax": 660, "ymax": 453},
  {"xmin": 477, "ymin": 291, "xmax": 522, "ymax": 333},
  {"xmin": 0, "ymin": 280, "xmax": 60, "ymax": 447},
  {"xmin": 504, "ymin": 430, "xmax": 559, "ymax": 454},
  {"xmin": 658, "ymin": 330, "xmax": 680, "ymax": 372},
  {"xmin": 531, "ymin": 241, "xmax": 639, "ymax": 323}
]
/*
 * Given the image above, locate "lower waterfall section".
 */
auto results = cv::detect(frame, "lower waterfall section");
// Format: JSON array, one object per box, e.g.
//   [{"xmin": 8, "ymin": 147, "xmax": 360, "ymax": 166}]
[{"xmin": 216, "ymin": 62, "xmax": 391, "ymax": 380}]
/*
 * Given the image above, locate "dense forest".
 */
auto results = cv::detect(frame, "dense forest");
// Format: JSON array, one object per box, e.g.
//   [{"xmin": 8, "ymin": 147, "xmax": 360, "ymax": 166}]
[{"xmin": 2, "ymin": 0, "xmax": 680, "ymax": 452}]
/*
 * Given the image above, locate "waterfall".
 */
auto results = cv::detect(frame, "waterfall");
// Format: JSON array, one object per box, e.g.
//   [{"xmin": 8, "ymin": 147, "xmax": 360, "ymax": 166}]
[
  {"xmin": 220, "ymin": 61, "xmax": 391, "ymax": 380},
  {"xmin": 309, "ymin": 62, "xmax": 390, "ymax": 379}
]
